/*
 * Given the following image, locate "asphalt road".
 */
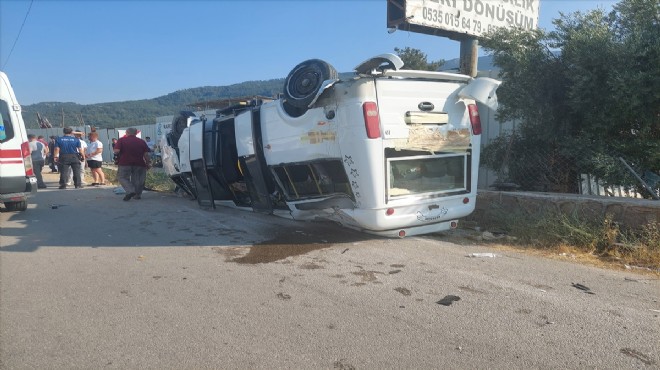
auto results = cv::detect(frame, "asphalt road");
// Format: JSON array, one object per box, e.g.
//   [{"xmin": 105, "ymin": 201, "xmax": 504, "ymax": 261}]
[{"xmin": 1, "ymin": 172, "xmax": 658, "ymax": 369}]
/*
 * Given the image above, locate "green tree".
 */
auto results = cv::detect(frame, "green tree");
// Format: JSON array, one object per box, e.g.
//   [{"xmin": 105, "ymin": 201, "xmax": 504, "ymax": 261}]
[
  {"xmin": 394, "ymin": 47, "xmax": 444, "ymax": 71},
  {"xmin": 480, "ymin": 0, "xmax": 660, "ymax": 196}
]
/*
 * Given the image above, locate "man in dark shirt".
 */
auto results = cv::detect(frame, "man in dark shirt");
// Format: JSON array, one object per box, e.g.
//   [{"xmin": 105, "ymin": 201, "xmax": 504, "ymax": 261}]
[
  {"xmin": 53, "ymin": 127, "xmax": 85, "ymax": 189},
  {"xmin": 47, "ymin": 136, "xmax": 58, "ymax": 172},
  {"xmin": 114, "ymin": 128, "xmax": 150, "ymax": 201}
]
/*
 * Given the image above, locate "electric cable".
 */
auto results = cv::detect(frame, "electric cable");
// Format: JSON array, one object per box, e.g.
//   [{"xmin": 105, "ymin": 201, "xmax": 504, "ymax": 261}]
[{"xmin": 2, "ymin": 0, "xmax": 34, "ymax": 69}]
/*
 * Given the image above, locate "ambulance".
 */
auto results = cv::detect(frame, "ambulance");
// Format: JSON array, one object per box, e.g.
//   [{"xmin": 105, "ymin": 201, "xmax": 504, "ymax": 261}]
[{"xmin": 0, "ymin": 71, "xmax": 37, "ymax": 211}]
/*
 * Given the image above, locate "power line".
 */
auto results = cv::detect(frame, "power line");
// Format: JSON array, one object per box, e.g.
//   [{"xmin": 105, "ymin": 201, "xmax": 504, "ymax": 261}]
[{"xmin": 2, "ymin": 0, "xmax": 34, "ymax": 70}]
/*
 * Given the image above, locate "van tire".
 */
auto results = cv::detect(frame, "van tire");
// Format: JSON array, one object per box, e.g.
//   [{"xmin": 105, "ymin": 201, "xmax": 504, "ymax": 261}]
[
  {"xmin": 170, "ymin": 111, "xmax": 195, "ymax": 147},
  {"xmin": 4, "ymin": 200, "xmax": 27, "ymax": 211},
  {"xmin": 284, "ymin": 59, "xmax": 337, "ymax": 109}
]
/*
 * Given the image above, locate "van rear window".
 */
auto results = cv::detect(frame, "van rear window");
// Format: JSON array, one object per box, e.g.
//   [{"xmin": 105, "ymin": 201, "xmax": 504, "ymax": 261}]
[
  {"xmin": 0, "ymin": 100, "xmax": 15, "ymax": 142},
  {"xmin": 386, "ymin": 149, "xmax": 470, "ymax": 199}
]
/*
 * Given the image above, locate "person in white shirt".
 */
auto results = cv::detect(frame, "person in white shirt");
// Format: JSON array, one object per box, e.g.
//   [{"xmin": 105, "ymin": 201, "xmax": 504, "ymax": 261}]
[
  {"xmin": 85, "ymin": 132, "xmax": 106, "ymax": 186},
  {"xmin": 145, "ymin": 136, "xmax": 155, "ymax": 152},
  {"xmin": 28, "ymin": 134, "xmax": 48, "ymax": 188}
]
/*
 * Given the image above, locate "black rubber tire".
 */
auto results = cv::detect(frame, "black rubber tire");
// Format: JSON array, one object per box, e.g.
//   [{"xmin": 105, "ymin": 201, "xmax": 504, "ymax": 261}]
[
  {"xmin": 282, "ymin": 101, "xmax": 307, "ymax": 118},
  {"xmin": 284, "ymin": 59, "xmax": 337, "ymax": 109},
  {"xmin": 170, "ymin": 111, "xmax": 195, "ymax": 147},
  {"xmin": 4, "ymin": 200, "xmax": 27, "ymax": 211}
]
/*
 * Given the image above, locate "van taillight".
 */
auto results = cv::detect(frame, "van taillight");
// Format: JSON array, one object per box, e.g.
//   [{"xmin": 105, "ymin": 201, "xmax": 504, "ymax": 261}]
[
  {"xmin": 20, "ymin": 141, "xmax": 34, "ymax": 176},
  {"xmin": 468, "ymin": 104, "xmax": 482, "ymax": 135},
  {"xmin": 362, "ymin": 102, "xmax": 380, "ymax": 139}
]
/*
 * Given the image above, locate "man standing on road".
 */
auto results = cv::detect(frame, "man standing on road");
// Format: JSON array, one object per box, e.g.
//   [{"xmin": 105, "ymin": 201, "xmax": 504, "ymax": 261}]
[
  {"xmin": 28, "ymin": 134, "xmax": 48, "ymax": 189},
  {"xmin": 47, "ymin": 136, "xmax": 58, "ymax": 172},
  {"xmin": 53, "ymin": 127, "xmax": 84, "ymax": 189},
  {"xmin": 114, "ymin": 127, "xmax": 150, "ymax": 201}
]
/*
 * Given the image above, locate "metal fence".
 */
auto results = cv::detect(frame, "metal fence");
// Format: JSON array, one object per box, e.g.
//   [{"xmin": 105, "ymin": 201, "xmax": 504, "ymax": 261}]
[{"xmin": 483, "ymin": 146, "xmax": 659, "ymax": 199}]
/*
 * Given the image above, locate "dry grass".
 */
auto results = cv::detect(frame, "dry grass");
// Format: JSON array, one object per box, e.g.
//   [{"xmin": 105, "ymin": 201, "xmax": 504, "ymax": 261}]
[
  {"xmin": 472, "ymin": 205, "xmax": 660, "ymax": 273},
  {"xmin": 101, "ymin": 167, "xmax": 175, "ymax": 192}
]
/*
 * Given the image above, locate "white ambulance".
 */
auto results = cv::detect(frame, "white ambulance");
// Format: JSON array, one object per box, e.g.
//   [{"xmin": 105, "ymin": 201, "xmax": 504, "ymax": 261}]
[
  {"xmin": 162, "ymin": 54, "xmax": 500, "ymax": 237},
  {"xmin": 0, "ymin": 71, "xmax": 37, "ymax": 211}
]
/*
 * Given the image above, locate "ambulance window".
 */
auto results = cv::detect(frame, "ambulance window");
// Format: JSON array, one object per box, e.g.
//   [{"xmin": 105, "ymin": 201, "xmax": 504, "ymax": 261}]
[{"xmin": 0, "ymin": 99, "xmax": 15, "ymax": 142}]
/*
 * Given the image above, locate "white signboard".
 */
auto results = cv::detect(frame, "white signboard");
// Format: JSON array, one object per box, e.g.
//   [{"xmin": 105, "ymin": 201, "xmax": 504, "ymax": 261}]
[{"xmin": 404, "ymin": 0, "xmax": 539, "ymax": 38}]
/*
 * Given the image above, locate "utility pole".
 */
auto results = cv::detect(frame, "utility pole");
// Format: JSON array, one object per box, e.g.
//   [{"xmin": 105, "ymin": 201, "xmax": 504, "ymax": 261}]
[{"xmin": 459, "ymin": 38, "xmax": 478, "ymax": 77}]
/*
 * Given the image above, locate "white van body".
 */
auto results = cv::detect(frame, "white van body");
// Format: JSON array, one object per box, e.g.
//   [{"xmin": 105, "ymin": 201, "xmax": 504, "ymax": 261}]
[
  {"xmin": 162, "ymin": 54, "xmax": 499, "ymax": 237},
  {"xmin": 0, "ymin": 72, "xmax": 37, "ymax": 211}
]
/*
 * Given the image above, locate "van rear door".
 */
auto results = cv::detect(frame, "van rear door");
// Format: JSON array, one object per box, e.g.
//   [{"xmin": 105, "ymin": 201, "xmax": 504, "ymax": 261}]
[{"xmin": 374, "ymin": 77, "xmax": 474, "ymax": 200}]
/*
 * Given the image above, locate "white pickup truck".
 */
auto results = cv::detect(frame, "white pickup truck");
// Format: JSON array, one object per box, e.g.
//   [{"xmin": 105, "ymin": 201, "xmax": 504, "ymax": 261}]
[{"xmin": 161, "ymin": 54, "xmax": 499, "ymax": 237}]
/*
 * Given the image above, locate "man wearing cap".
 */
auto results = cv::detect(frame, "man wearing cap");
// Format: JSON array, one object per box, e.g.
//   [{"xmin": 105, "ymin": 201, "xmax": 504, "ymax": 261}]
[{"xmin": 54, "ymin": 127, "xmax": 85, "ymax": 189}]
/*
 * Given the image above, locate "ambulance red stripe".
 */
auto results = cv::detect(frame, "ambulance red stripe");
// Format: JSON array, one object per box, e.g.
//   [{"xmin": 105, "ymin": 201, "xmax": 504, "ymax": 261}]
[{"xmin": 0, "ymin": 149, "xmax": 24, "ymax": 164}]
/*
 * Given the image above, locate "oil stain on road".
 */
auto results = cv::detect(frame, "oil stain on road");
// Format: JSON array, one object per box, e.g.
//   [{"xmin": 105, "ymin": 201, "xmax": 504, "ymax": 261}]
[{"xmin": 217, "ymin": 223, "xmax": 370, "ymax": 264}]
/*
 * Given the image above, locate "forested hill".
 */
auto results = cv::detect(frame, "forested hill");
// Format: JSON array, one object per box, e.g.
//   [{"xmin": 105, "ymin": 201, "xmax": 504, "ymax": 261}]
[
  {"xmin": 21, "ymin": 78, "xmax": 286, "ymax": 129},
  {"xmin": 21, "ymin": 55, "xmax": 492, "ymax": 130}
]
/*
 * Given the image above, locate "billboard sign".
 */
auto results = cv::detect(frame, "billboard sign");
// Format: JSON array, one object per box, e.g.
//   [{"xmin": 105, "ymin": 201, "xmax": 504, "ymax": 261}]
[{"xmin": 388, "ymin": 0, "xmax": 540, "ymax": 39}]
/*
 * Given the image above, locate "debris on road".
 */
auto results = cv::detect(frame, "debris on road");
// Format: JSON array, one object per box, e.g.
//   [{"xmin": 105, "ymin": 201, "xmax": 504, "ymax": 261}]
[
  {"xmin": 436, "ymin": 295, "xmax": 461, "ymax": 306},
  {"xmin": 394, "ymin": 287, "xmax": 411, "ymax": 296},
  {"xmin": 620, "ymin": 348, "xmax": 655, "ymax": 366},
  {"xmin": 571, "ymin": 283, "xmax": 595, "ymax": 294},
  {"xmin": 276, "ymin": 292, "xmax": 291, "ymax": 300},
  {"xmin": 467, "ymin": 252, "xmax": 497, "ymax": 258}
]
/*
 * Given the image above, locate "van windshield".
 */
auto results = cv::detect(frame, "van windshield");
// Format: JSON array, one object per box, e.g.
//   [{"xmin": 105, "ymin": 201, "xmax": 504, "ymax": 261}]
[{"xmin": 0, "ymin": 99, "xmax": 14, "ymax": 142}]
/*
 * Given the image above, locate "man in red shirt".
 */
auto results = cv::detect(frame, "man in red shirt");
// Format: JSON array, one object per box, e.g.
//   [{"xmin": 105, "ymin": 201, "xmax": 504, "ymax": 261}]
[{"xmin": 114, "ymin": 128, "xmax": 150, "ymax": 201}]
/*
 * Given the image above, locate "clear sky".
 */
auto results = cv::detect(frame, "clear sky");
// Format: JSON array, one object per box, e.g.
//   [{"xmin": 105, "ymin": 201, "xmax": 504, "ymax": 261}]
[{"xmin": 1, "ymin": 0, "xmax": 615, "ymax": 105}]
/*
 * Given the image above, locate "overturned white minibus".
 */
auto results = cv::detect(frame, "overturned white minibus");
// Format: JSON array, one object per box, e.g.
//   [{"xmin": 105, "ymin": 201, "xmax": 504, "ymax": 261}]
[{"xmin": 161, "ymin": 54, "xmax": 500, "ymax": 237}]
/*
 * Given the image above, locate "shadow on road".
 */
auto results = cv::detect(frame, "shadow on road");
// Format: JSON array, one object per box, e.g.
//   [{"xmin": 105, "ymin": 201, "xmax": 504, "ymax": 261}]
[{"xmin": 0, "ymin": 175, "xmax": 374, "ymax": 253}]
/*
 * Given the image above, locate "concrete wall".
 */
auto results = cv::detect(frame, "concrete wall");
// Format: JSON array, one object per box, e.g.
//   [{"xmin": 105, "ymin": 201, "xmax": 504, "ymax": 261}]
[{"xmin": 469, "ymin": 190, "xmax": 660, "ymax": 231}]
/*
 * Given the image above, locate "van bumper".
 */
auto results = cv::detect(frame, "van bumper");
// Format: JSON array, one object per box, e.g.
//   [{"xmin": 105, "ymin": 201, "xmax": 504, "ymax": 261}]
[
  {"xmin": 361, "ymin": 219, "xmax": 459, "ymax": 238},
  {"xmin": 0, "ymin": 176, "xmax": 36, "ymax": 202}
]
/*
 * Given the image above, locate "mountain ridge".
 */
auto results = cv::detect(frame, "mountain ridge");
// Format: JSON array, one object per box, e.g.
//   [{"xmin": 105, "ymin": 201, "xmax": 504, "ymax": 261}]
[{"xmin": 22, "ymin": 56, "xmax": 496, "ymax": 129}]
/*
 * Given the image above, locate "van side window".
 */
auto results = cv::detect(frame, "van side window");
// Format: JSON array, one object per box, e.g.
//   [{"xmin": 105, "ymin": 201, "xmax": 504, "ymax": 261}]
[{"xmin": 0, "ymin": 100, "xmax": 15, "ymax": 142}]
